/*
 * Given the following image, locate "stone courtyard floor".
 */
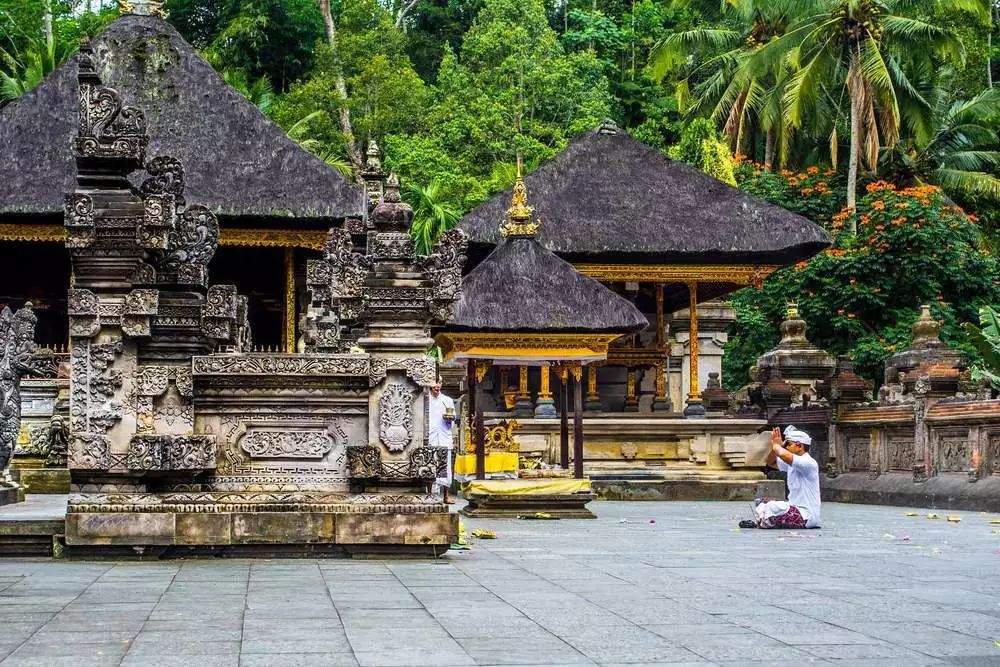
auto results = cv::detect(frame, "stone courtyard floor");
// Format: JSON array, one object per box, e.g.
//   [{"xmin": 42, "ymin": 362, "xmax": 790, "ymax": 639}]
[{"xmin": 2, "ymin": 501, "xmax": 1000, "ymax": 666}]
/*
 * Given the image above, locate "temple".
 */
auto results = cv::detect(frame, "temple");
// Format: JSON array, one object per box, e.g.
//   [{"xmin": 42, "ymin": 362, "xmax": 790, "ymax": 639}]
[
  {"xmin": 455, "ymin": 121, "xmax": 830, "ymax": 497},
  {"xmin": 0, "ymin": 9, "xmax": 363, "ymax": 352}
]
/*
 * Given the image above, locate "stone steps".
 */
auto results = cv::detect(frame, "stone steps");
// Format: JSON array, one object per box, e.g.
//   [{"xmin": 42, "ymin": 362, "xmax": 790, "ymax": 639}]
[{"xmin": 0, "ymin": 520, "xmax": 63, "ymax": 557}]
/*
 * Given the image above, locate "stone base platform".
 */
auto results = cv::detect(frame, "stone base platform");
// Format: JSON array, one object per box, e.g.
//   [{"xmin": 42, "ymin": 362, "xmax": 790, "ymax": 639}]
[
  {"xmin": 0, "ymin": 484, "xmax": 21, "ymax": 507},
  {"xmin": 823, "ymin": 472, "xmax": 1000, "ymax": 513},
  {"xmin": 590, "ymin": 475, "xmax": 784, "ymax": 501},
  {"xmin": 14, "ymin": 468, "xmax": 71, "ymax": 495},
  {"xmin": 459, "ymin": 479, "xmax": 596, "ymax": 519},
  {"xmin": 0, "ymin": 494, "xmax": 66, "ymax": 556},
  {"xmin": 61, "ymin": 492, "xmax": 458, "ymax": 558}
]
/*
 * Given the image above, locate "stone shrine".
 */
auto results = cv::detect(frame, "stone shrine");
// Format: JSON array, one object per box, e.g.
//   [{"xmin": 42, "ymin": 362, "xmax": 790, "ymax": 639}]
[{"xmin": 58, "ymin": 42, "xmax": 465, "ymax": 555}]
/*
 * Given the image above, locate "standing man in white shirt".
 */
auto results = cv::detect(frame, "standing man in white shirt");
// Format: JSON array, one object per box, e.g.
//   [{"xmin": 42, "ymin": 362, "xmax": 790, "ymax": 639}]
[
  {"xmin": 428, "ymin": 377, "xmax": 456, "ymax": 504},
  {"xmin": 740, "ymin": 425, "xmax": 822, "ymax": 529}
]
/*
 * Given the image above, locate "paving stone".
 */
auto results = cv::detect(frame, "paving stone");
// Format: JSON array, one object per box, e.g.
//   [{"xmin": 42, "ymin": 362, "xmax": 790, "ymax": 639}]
[{"xmin": 240, "ymin": 653, "xmax": 360, "ymax": 667}]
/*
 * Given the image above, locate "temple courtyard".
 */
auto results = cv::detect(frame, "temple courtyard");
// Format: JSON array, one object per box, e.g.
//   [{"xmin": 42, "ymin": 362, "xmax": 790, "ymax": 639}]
[{"xmin": 0, "ymin": 501, "xmax": 997, "ymax": 666}]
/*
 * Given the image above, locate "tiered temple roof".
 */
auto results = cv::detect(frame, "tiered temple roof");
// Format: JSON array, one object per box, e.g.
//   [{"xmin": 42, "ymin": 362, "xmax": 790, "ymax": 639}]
[
  {"xmin": 0, "ymin": 13, "xmax": 363, "ymax": 227},
  {"xmin": 459, "ymin": 122, "xmax": 830, "ymax": 267}
]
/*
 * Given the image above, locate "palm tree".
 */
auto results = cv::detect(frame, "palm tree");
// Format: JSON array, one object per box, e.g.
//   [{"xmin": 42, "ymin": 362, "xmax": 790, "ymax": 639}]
[
  {"xmin": 748, "ymin": 0, "xmax": 986, "ymax": 228},
  {"xmin": 884, "ymin": 86, "xmax": 1000, "ymax": 202},
  {"xmin": 406, "ymin": 181, "xmax": 460, "ymax": 254},
  {"xmin": 650, "ymin": 0, "xmax": 805, "ymax": 169},
  {"xmin": 0, "ymin": 35, "xmax": 72, "ymax": 103},
  {"xmin": 284, "ymin": 110, "xmax": 354, "ymax": 178},
  {"xmin": 222, "ymin": 68, "xmax": 276, "ymax": 115}
]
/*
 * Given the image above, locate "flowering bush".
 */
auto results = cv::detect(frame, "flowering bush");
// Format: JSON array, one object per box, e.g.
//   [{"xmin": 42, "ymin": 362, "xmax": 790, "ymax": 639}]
[{"xmin": 724, "ymin": 179, "xmax": 1000, "ymax": 388}]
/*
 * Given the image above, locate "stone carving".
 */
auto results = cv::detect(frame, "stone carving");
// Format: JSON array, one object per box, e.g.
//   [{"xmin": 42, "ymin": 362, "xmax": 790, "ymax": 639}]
[
  {"xmin": 69, "ymin": 339, "xmax": 123, "ymax": 436},
  {"xmin": 408, "ymin": 446, "xmax": 448, "ymax": 480},
  {"xmin": 127, "ymin": 435, "xmax": 216, "ymax": 471},
  {"xmin": 192, "ymin": 355, "xmax": 369, "ymax": 376},
  {"xmin": 939, "ymin": 435, "xmax": 968, "ymax": 472},
  {"xmin": 369, "ymin": 356, "xmax": 436, "ymax": 388},
  {"xmin": 141, "ymin": 156, "xmax": 185, "ymax": 198},
  {"xmin": 888, "ymin": 436, "xmax": 915, "ymax": 471},
  {"xmin": 347, "ymin": 445, "xmax": 381, "ymax": 478},
  {"xmin": 44, "ymin": 415, "xmax": 70, "ymax": 467},
  {"xmin": 73, "ymin": 41, "xmax": 147, "ymax": 161},
  {"xmin": 420, "ymin": 228, "xmax": 469, "ymax": 322},
  {"xmin": 0, "ymin": 303, "xmax": 47, "ymax": 470},
  {"xmin": 68, "ymin": 433, "xmax": 111, "ymax": 470},
  {"xmin": 378, "ymin": 381, "xmax": 415, "ymax": 453},
  {"xmin": 241, "ymin": 431, "xmax": 334, "ymax": 459},
  {"xmin": 845, "ymin": 436, "xmax": 870, "ymax": 471}
]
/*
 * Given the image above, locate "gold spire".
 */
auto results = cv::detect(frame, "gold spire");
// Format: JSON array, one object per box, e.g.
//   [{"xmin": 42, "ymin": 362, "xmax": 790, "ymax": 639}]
[{"xmin": 500, "ymin": 158, "xmax": 540, "ymax": 239}]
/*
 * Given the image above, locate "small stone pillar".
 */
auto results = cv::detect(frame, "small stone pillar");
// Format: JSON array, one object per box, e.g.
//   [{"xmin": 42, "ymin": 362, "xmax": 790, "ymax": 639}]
[
  {"xmin": 513, "ymin": 365, "xmax": 534, "ymax": 417},
  {"xmin": 534, "ymin": 365, "xmax": 557, "ymax": 418},
  {"xmin": 702, "ymin": 372, "xmax": 730, "ymax": 414},
  {"xmin": 756, "ymin": 303, "xmax": 836, "ymax": 402}
]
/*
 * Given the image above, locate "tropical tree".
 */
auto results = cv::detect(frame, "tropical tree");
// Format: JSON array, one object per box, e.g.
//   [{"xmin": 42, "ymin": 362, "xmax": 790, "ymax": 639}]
[
  {"xmin": 748, "ymin": 0, "xmax": 987, "ymax": 227},
  {"xmin": 0, "ymin": 33, "xmax": 71, "ymax": 102},
  {"xmin": 284, "ymin": 110, "xmax": 354, "ymax": 177},
  {"xmin": 883, "ymin": 85, "xmax": 1000, "ymax": 202},
  {"xmin": 964, "ymin": 305, "xmax": 1000, "ymax": 389},
  {"xmin": 221, "ymin": 68, "xmax": 276, "ymax": 115},
  {"xmin": 650, "ymin": 0, "xmax": 803, "ymax": 169},
  {"xmin": 406, "ymin": 180, "xmax": 461, "ymax": 254}
]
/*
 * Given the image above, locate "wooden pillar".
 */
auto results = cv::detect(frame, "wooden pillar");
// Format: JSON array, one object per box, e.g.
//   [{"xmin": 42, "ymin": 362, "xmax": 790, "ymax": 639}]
[
  {"xmin": 684, "ymin": 281, "xmax": 705, "ymax": 417},
  {"xmin": 538, "ymin": 366, "xmax": 552, "ymax": 400},
  {"xmin": 585, "ymin": 364, "xmax": 602, "ymax": 412},
  {"xmin": 624, "ymin": 368, "xmax": 639, "ymax": 412},
  {"xmin": 513, "ymin": 364, "xmax": 533, "ymax": 417},
  {"xmin": 470, "ymin": 362, "xmax": 488, "ymax": 480},
  {"xmin": 283, "ymin": 247, "xmax": 296, "ymax": 353},
  {"xmin": 558, "ymin": 365, "xmax": 569, "ymax": 469},
  {"xmin": 572, "ymin": 364, "xmax": 584, "ymax": 479}
]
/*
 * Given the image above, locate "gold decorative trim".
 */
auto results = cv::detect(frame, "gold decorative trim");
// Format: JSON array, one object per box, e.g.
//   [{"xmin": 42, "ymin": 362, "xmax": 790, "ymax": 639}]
[
  {"xmin": 283, "ymin": 248, "xmax": 296, "ymax": 353},
  {"xmin": 573, "ymin": 263, "xmax": 780, "ymax": 286},
  {"xmin": 437, "ymin": 333, "xmax": 623, "ymax": 363},
  {"xmin": 0, "ymin": 224, "xmax": 329, "ymax": 250}
]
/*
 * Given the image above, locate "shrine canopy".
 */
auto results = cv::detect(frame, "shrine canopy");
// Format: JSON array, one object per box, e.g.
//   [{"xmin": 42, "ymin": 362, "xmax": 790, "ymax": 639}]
[
  {"xmin": 458, "ymin": 121, "xmax": 831, "ymax": 309},
  {"xmin": 436, "ymin": 175, "xmax": 648, "ymax": 366},
  {"xmin": 0, "ymin": 11, "xmax": 364, "ymax": 234}
]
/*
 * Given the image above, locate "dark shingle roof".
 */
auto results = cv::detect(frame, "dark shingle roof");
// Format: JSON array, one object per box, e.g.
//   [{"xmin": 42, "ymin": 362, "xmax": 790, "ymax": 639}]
[
  {"xmin": 0, "ymin": 14, "xmax": 363, "ymax": 224},
  {"xmin": 459, "ymin": 126, "xmax": 830, "ymax": 265},
  {"xmin": 448, "ymin": 236, "xmax": 648, "ymax": 333}
]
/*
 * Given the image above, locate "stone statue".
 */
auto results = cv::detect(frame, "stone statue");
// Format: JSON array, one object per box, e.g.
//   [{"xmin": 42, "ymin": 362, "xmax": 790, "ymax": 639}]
[
  {"xmin": 44, "ymin": 415, "xmax": 69, "ymax": 468},
  {"xmin": 0, "ymin": 303, "xmax": 42, "ymax": 471}
]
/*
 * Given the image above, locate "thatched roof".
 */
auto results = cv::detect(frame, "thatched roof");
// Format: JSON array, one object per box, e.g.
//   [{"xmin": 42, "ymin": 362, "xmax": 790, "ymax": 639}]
[
  {"xmin": 448, "ymin": 236, "xmax": 648, "ymax": 333},
  {"xmin": 0, "ymin": 14, "xmax": 363, "ymax": 225},
  {"xmin": 459, "ymin": 125, "xmax": 830, "ymax": 265}
]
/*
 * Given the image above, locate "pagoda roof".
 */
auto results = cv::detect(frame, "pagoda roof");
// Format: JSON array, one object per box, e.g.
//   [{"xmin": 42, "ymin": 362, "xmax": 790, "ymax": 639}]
[
  {"xmin": 446, "ymin": 235, "xmax": 648, "ymax": 335},
  {"xmin": 459, "ymin": 124, "xmax": 830, "ymax": 266},
  {"xmin": 0, "ymin": 14, "xmax": 364, "ymax": 226}
]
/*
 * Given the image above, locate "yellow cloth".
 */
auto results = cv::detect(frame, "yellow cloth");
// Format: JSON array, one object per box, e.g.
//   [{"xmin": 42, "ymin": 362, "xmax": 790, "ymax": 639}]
[
  {"xmin": 462, "ymin": 478, "xmax": 592, "ymax": 496},
  {"xmin": 454, "ymin": 453, "xmax": 520, "ymax": 476}
]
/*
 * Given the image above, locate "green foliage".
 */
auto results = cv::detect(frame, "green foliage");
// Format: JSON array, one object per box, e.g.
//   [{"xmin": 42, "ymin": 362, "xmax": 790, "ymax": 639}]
[
  {"xmin": 964, "ymin": 305, "xmax": 1000, "ymax": 388},
  {"xmin": 407, "ymin": 180, "xmax": 461, "ymax": 255},
  {"xmin": 724, "ymin": 180, "xmax": 1000, "ymax": 388},
  {"xmin": 668, "ymin": 117, "xmax": 737, "ymax": 184},
  {"xmin": 171, "ymin": 0, "xmax": 323, "ymax": 90}
]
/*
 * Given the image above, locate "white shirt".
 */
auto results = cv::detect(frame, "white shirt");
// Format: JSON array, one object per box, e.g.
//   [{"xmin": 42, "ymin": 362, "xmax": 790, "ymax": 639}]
[
  {"xmin": 428, "ymin": 392, "xmax": 455, "ymax": 448},
  {"xmin": 778, "ymin": 452, "xmax": 822, "ymax": 528}
]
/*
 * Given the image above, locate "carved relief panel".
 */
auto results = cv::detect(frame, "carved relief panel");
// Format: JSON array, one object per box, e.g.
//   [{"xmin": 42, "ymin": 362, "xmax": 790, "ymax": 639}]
[
  {"xmin": 935, "ymin": 430, "xmax": 970, "ymax": 473},
  {"xmin": 887, "ymin": 432, "xmax": 915, "ymax": 472}
]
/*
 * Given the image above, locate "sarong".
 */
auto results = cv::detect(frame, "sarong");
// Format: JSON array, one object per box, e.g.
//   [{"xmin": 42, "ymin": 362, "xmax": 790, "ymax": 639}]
[{"xmin": 754, "ymin": 500, "xmax": 807, "ymax": 529}]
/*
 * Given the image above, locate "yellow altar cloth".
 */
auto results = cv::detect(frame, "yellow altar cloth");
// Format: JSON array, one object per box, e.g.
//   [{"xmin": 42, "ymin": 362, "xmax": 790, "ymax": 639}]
[
  {"xmin": 461, "ymin": 479, "xmax": 592, "ymax": 496},
  {"xmin": 454, "ymin": 453, "xmax": 520, "ymax": 476}
]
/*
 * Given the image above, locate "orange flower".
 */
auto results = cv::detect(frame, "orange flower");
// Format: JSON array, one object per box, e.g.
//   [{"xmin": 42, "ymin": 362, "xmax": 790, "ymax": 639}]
[
  {"xmin": 866, "ymin": 180, "xmax": 895, "ymax": 193},
  {"xmin": 872, "ymin": 200, "xmax": 885, "ymax": 211},
  {"xmin": 807, "ymin": 166, "xmax": 819, "ymax": 175}
]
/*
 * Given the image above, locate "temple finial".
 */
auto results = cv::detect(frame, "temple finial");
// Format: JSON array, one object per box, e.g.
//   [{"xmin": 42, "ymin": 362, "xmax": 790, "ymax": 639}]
[
  {"xmin": 500, "ymin": 156, "xmax": 540, "ymax": 239},
  {"xmin": 119, "ymin": 0, "xmax": 166, "ymax": 17}
]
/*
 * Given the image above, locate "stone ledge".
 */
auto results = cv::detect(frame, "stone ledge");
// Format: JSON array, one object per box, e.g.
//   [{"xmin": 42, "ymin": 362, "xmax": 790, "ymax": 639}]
[
  {"xmin": 63, "ymin": 508, "xmax": 458, "ymax": 555},
  {"xmin": 460, "ymin": 492, "xmax": 596, "ymax": 519},
  {"xmin": 823, "ymin": 472, "xmax": 1000, "ymax": 513},
  {"xmin": 591, "ymin": 479, "xmax": 785, "ymax": 502}
]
